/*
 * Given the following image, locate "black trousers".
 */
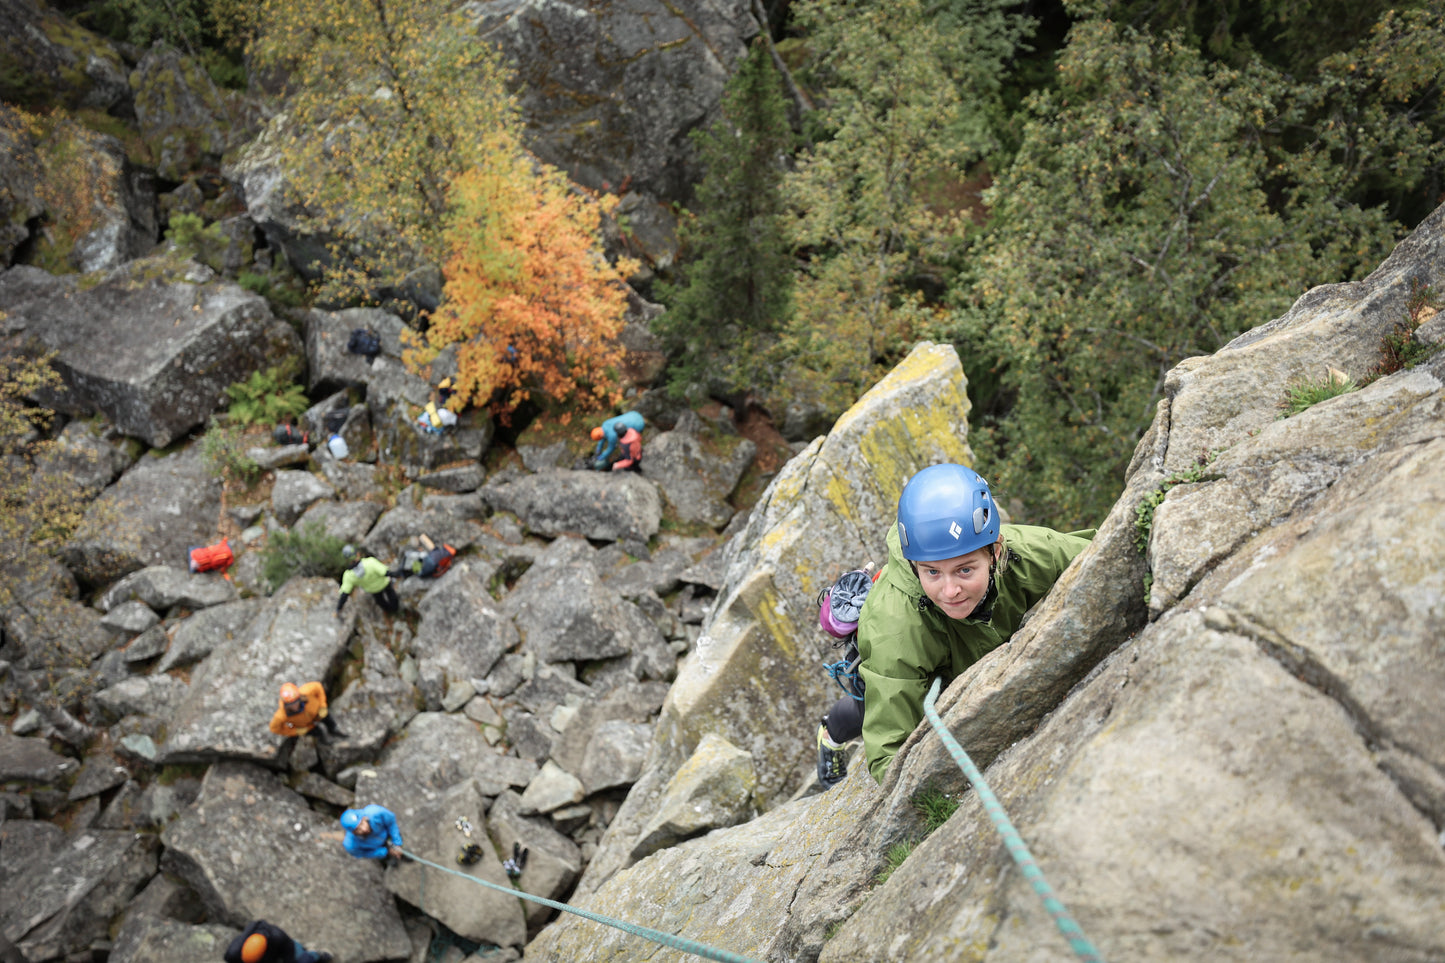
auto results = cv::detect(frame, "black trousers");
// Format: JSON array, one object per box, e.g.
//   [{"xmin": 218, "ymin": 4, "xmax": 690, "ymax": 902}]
[
  {"xmin": 823, "ymin": 694, "xmax": 864, "ymax": 743},
  {"xmin": 372, "ymin": 583, "xmax": 399, "ymax": 613}
]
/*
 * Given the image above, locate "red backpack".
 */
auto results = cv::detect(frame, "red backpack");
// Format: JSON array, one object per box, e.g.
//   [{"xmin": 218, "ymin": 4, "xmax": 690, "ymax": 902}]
[{"xmin": 188, "ymin": 538, "xmax": 234, "ymax": 574}]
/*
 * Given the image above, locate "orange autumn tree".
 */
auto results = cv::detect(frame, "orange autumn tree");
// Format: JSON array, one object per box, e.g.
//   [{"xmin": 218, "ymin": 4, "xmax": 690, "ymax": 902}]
[{"xmin": 418, "ymin": 134, "xmax": 638, "ymax": 423}]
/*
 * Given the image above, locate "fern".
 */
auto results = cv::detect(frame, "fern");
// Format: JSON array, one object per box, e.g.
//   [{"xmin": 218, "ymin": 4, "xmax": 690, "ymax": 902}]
[{"xmin": 224, "ymin": 365, "xmax": 310, "ymax": 426}]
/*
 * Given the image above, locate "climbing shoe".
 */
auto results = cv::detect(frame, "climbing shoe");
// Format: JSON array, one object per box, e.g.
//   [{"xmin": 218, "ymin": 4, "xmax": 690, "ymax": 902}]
[{"xmin": 816, "ymin": 723, "xmax": 847, "ymax": 788}]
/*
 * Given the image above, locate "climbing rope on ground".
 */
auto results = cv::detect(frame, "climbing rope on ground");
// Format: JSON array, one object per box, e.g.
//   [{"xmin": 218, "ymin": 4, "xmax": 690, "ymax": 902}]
[
  {"xmin": 922, "ymin": 677, "xmax": 1106, "ymax": 963},
  {"xmin": 398, "ymin": 849, "xmax": 766, "ymax": 963}
]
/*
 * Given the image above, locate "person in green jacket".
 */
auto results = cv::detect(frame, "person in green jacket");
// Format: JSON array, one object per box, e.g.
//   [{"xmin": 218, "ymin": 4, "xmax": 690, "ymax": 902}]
[
  {"xmin": 335, "ymin": 549, "xmax": 400, "ymax": 618},
  {"xmin": 816, "ymin": 464, "xmax": 1093, "ymax": 787}
]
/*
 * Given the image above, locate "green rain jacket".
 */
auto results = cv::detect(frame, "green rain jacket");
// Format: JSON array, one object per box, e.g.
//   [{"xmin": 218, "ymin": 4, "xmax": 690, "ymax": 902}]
[
  {"xmin": 857, "ymin": 523, "xmax": 1094, "ymax": 783},
  {"xmin": 339, "ymin": 556, "xmax": 392, "ymax": 596}
]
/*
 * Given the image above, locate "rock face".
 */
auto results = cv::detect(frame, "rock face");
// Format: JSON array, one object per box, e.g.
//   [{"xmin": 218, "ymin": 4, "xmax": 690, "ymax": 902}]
[
  {"xmin": 160, "ymin": 762, "xmax": 412, "ymax": 963},
  {"xmin": 0, "ymin": 104, "xmax": 45, "ymax": 266},
  {"xmin": 62, "ymin": 445, "xmax": 224, "ymax": 586},
  {"xmin": 0, "ymin": 0, "xmax": 130, "ymax": 114},
  {"xmin": 482, "ymin": 469, "xmax": 662, "ymax": 543},
  {"xmin": 2, "ymin": 826, "xmax": 159, "ymax": 962},
  {"xmin": 528, "ymin": 202, "xmax": 1445, "ymax": 963},
  {"xmin": 130, "ymin": 46, "xmax": 260, "ymax": 183},
  {"xmin": 0, "ymin": 260, "xmax": 300, "ymax": 446},
  {"xmin": 641, "ymin": 410, "xmax": 756, "ymax": 529},
  {"xmin": 470, "ymin": 0, "xmax": 759, "ymax": 204},
  {"xmin": 156, "ymin": 577, "xmax": 351, "ymax": 764}
]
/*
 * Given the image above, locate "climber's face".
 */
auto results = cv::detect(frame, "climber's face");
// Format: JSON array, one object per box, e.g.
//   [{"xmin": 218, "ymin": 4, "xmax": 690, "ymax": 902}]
[{"xmin": 915, "ymin": 544, "xmax": 996, "ymax": 620}]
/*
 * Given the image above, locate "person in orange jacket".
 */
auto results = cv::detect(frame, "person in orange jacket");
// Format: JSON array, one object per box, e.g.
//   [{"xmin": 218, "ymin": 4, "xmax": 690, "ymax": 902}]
[{"xmin": 269, "ymin": 682, "xmax": 345, "ymax": 741}]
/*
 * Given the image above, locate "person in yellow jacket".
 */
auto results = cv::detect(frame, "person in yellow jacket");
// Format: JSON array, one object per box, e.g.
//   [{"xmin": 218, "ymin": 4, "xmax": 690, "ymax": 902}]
[
  {"xmin": 269, "ymin": 682, "xmax": 345, "ymax": 741},
  {"xmin": 335, "ymin": 549, "xmax": 400, "ymax": 617}
]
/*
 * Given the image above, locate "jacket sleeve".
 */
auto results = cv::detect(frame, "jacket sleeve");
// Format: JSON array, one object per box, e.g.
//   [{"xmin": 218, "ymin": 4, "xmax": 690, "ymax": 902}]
[
  {"xmin": 300, "ymin": 682, "xmax": 327, "ymax": 713},
  {"xmin": 856, "ymin": 589, "xmax": 946, "ymax": 784},
  {"xmin": 858, "ymin": 659, "xmax": 931, "ymax": 783},
  {"xmin": 269, "ymin": 705, "xmax": 290, "ymax": 735},
  {"xmin": 382, "ymin": 809, "xmax": 402, "ymax": 847}
]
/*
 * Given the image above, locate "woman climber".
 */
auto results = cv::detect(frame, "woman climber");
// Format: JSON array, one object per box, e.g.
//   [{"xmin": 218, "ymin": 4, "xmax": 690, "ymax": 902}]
[{"xmin": 816, "ymin": 464, "xmax": 1094, "ymax": 788}]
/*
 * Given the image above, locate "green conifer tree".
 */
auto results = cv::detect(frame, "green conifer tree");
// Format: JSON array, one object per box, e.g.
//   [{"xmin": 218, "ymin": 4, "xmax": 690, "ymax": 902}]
[
  {"xmin": 961, "ymin": 14, "xmax": 1444, "ymax": 528},
  {"xmin": 653, "ymin": 40, "xmax": 796, "ymax": 400}
]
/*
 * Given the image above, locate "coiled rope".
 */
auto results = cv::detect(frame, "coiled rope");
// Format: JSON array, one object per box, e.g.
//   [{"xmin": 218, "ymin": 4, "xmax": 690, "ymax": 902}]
[
  {"xmin": 398, "ymin": 849, "xmax": 766, "ymax": 963},
  {"xmin": 922, "ymin": 677, "xmax": 1105, "ymax": 962}
]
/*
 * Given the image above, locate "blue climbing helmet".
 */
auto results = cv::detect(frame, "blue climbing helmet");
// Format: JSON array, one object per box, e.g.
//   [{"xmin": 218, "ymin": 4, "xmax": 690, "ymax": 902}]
[
  {"xmin": 340, "ymin": 809, "xmax": 362, "ymax": 831},
  {"xmin": 896, "ymin": 464, "xmax": 999, "ymax": 562}
]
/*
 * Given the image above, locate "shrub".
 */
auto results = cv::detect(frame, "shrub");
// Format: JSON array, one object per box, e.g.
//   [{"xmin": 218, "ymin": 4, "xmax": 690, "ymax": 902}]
[
  {"xmin": 260, "ymin": 521, "xmax": 351, "ymax": 592},
  {"xmin": 224, "ymin": 363, "xmax": 309, "ymax": 426},
  {"xmin": 1361, "ymin": 281, "xmax": 1443, "ymax": 385},
  {"xmin": 200, "ymin": 422, "xmax": 261, "ymax": 485},
  {"xmin": 165, "ymin": 212, "xmax": 228, "ymax": 269}
]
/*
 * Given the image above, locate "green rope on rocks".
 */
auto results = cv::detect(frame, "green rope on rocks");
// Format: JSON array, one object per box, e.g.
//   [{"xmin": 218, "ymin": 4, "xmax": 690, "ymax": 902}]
[
  {"xmin": 398, "ymin": 849, "xmax": 767, "ymax": 963},
  {"xmin": 923, "ymin": 677, "xmax": 1106, "ymax": 963}
]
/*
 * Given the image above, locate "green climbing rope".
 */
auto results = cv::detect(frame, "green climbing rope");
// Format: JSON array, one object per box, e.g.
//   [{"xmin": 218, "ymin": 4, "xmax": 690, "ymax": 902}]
[
  {"xmin": 922, "ymin": 677, "xmax": 1106, "ymax": 963},
  {"xmin": 398, "ymin": 849, "xmax": 767, "ymax": 963}
]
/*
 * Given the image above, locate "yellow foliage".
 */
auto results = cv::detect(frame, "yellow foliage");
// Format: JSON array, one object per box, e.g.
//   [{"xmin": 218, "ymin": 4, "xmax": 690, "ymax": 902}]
[{"xmin": 426, "ymin": 138, "xmax": 635, "ymax": 422}]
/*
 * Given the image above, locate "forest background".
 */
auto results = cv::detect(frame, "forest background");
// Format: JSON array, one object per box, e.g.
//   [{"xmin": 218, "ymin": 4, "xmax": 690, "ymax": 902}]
[{"xmin": 7, "ymin": 0, "xmax": 1445, "ymax": 532}]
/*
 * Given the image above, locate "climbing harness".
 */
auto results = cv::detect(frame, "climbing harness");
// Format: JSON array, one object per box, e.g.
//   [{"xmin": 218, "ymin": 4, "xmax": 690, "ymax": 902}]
[
  {"xmin": 399, "ymin": 849, "xmax": 765, "ymax": 963},
  {"xmin": 922, "ymin": 677, "xmax": 1106, "ymax": 963}
]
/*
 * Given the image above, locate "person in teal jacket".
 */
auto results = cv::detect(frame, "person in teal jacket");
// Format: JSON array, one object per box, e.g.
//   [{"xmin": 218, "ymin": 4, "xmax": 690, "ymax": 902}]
[
  {"xmin": 589, "ymin": 410, "xmax": 645, "ymax": 470},
  {"xmin": 335, "ymin": 551, "xmax": 399, "ymax": 617},
  {"xmin": 816, "ymin": 464, "xmax": 1093, "ymax": 787}
]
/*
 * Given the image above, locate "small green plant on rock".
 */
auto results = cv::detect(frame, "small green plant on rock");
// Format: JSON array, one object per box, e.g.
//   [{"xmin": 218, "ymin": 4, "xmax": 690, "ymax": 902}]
[
  {"xmin": 1134, "ymin": 449, "xmax": 1221, "ymax": 554},
  {"xmin": 1361, "ymin": 280, "xmax": 1443, "ymax": 385},
  {"xmin": 913, "ymin": 786, "xmax": 960, "ymax": 832},
  {"xmin": 260, "ymin": 521, "xmax": 351, "ymax": 592},
  {"xmin": 224, "ymin": 362, "xmax": 309, "ymax": 426},
  {"xmin": 875, "ymin": 840, "xmax": 915, "ymax": 886},
  {"xmin": 1278, "ymin": 367, "xmax": 1356, "ymax": 418}
]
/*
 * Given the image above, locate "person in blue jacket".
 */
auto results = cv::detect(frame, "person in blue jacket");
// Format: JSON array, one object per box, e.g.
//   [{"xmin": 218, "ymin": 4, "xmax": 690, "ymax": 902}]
[
  {"xmin": 589, "ymin": 410, "xmax": 645, "ymax": 470},
  {"xmin": 340, "ymin": 804, "xmax": 405, "ymax": 866}
]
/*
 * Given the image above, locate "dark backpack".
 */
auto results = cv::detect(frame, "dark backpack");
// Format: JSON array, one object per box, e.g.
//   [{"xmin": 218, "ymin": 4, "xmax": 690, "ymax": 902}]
[
  {"xmin": 421, "ymin": 544, "xmax": 457, "ymax": 578},
  {"xmin": 273, "ymin": 423, "xmax": 306, "ymax": 446},
  {"xmin": 347, "ymin": 327, "xmax": 382, "ymax": 361}
]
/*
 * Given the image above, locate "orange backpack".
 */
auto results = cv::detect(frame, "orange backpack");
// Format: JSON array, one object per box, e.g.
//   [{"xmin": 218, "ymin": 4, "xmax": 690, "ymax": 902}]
[{"xmin": 188, "ymin": 538, "xmax": 234, "ymax": 574}]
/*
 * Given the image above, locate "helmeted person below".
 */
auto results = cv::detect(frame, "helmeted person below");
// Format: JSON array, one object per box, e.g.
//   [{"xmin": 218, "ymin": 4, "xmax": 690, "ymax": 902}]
[
  {"xmin": 589, "ymin": 410, "xmax": 645, "ymax": 471},
  {"xmin": 816, "ymin": 464, "xmax": 1093, "ymax": 787},
  {"xmin": 224, "ymin": 919, "xmax": 332, "ymax": 963},
  {"xmin": 269, "ymin": 681, "xmax": 344, "ymax": 741},
  {"xmin": 335, "ymin": 548, "xmax": 399, "ymax": 618},
  {"xmin": 340, "ymin": 803, "xmax": 405, "ymax": 866}
]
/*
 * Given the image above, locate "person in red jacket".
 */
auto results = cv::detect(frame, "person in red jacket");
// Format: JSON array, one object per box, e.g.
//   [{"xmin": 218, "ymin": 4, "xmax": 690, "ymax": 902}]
[{"xmin": 269, "ymin": 682, "xmax": 344, "ymax": 742}]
